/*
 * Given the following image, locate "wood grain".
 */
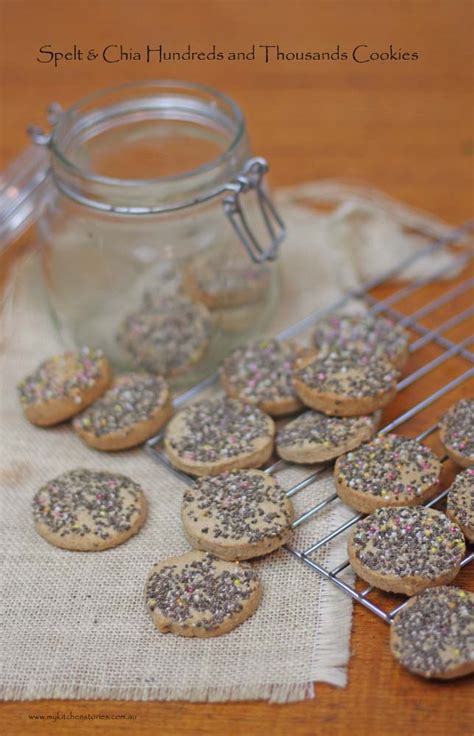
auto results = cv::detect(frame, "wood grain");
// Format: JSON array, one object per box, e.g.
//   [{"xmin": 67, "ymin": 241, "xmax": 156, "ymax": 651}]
[{"xmin": 1, "ymin": 1, "xmax": 473, "ymax": 734}]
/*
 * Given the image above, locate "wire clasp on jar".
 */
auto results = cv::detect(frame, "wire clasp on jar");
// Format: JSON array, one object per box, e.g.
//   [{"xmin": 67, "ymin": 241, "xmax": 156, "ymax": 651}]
[{"xmin": 223, "ymin": 157, "xmax": 285, "ymax": 263}]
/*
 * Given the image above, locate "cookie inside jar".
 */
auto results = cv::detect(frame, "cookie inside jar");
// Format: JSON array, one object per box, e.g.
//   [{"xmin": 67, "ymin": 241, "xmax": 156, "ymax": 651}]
[{"xmin": 36, "ymin": 81, "xmax": 283, "ymax": 389}]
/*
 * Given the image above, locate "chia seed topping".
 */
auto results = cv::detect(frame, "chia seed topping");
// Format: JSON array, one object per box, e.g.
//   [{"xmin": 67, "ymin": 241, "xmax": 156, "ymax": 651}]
[
  {"xmin": 313, "ymin": 313, "xmax": 409, "ymax": 366},
  {"xmin": 182, "ymin": 470, "xmax": 292, "ymax": 545},
  {"xmin": 336, "ymin": 434, "xmax": 440, "ymax": 501},
  {"xmin": 391, "ymin": 586, "xmax": 474, "ymax": 678},
  {"xmin": 439, "ymin": 399, "xmax": 474, "ymax": 461},
  {"xmin": 145, "ymin": 551, "xmax": 259, "ymax": 631},
  {"xmin": 17, "ymin": 347, "xmax": 106, "ymax": 406},
  {"xmin": 166, "ymin": 397, "xmax": 274, "ymax": 464},
  {"xmin": 220, "ymin": 339, "xmax": 301, "ymax": 406},
  {"xmin": 447, "ymin": 468, "xmax": 474, "ymax": 538},
  {"xmin": 277, "ymin": 410, "xmax": 377, "ymax": 451},
  {"xmin": 73, "ymin": 373, "xmax": 168, "ymax": 437},
  {"xmin": 350, "ymin": 506, "xmax": 466, "ymax": 579},
  {"xmin": 33, "ymin": 469, "xmax": 144, "ymax": 540},
  {"xmin": 117, "ymin": 295, "xmax": 211, "ymax": 377},
  {"xmin": 294, "ymin": 350, "xmax": 398, "ymax": 399}
]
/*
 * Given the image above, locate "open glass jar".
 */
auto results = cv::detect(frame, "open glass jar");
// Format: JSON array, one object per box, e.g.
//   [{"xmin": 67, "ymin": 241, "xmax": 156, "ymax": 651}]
[{"xmin": 6, "ymin": 81, "xmax": 285, "ymax": 388}]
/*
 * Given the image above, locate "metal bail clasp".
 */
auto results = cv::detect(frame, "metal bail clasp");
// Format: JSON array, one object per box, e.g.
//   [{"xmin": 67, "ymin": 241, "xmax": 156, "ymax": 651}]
[
  {"xmin": 223, "ymin": 157, "xmax": 285, "ymax": 263},
  {"xmin": 27, "ymin": 103, "xmax": 64, "ymax": 146}
]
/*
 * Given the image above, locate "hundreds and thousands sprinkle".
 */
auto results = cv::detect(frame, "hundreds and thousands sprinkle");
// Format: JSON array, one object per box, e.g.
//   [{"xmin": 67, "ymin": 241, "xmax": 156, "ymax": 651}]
[
  {"xmin": 294, "ymin": 350, "xmax": 398, "ymax": 398},
  {"xmin": 351, "ymin": 506, "xmax": 465, "ymax": 579},
  {"xmin": 336, "ymin": 434, "xmax": 440, "ymax": 501},
  {"xmin": 17, "ymin": 348, "xmax": 105, "ymax": 405},
  {"xmin": 391, "ymin": 586, "xmax": 474, "ymax": 678},
  {"xmin": 145, "ymin": 552, "xmax": 258, "ymax": 630},
  {"xmin": 33, "ymin": 469, "xmax": 143, "ymax": 540},
  {"xmin": 221, "ymin": 339, "xmax": 301, "ymax": 404},
  {"xmin": 447, "ymin": 468, "xmax": 474, "ymax": 540},
  {"xmin": 117, "ymin": 295, "xmax": 211, "ymax": 377},
  {"xmin": 182, "ymin": 470, "xmax": 291, "ymax": 543},
  {"xmin": 73, "ymin": 373, "xmax": 168, "ymax": 437},
  {"xmin": 312, "ymin": 313, "xmax": 409, "ymax": 367},
  {"xmin": 166, "ymin": 397, "xmax": 273, "ymax": 463},
  {"xmin": 277, "ymin": 410, "xmax": 377, "ymax": 449},
  {"xmin": 440, "ymin": 399, "xmax": 474, "ymax": 461}
]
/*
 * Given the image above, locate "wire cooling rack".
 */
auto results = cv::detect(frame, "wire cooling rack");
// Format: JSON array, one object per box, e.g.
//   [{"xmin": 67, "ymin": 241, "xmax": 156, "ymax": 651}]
[{"xmin": 146, "ymin": 223, "xmax": 474, "ymax": 624}]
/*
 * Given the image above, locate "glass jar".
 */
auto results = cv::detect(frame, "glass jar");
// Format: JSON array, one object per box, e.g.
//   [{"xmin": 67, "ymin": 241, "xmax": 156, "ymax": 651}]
[{"xmin": 5, "ymin": 81, "xmax": 284, "ymax": 388}]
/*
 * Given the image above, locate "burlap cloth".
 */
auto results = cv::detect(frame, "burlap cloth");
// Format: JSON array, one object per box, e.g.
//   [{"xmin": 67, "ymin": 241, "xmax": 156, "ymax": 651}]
[{"xmin": 0, "ymin": 183, "xmax": 462, "ymax": 702}]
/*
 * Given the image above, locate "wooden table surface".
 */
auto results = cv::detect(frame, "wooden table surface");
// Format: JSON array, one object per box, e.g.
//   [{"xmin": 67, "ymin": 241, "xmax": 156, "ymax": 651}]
[{"xmin": 1, "ymin": 1, "xmax": 473, "ymax": 734}]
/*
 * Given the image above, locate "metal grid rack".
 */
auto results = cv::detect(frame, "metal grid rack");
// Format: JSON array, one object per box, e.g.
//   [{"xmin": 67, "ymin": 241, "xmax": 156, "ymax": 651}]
[{"xmin": 146, "ymin": 223, "xmax": 474, "ymax": 625}]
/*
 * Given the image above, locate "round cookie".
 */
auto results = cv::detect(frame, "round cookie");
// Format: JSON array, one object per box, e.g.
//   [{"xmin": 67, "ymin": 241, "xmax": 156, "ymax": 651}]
[
  {"xmin": 220, "ymin": 339, "xmax": 307, "ymax": 416},
  {"xmin": 17, "ymin": 347, "xmax": 111, "ymax": 426},
  {"xmin": 439, "ymin": 399, "xmax": 474, "ymax": 468},
  {"xmin": 276, "ymin": 410, "xmax": 380, "ymax": 464},
  {"xmin": 390, "ymin": 587, "xmax": 474, "ymax": 680},
  {"xmin": 334, "ymin": 434, "xmax": 441, "ymax": 513},
  {"xmin": 73, "ymin": 373, "xmax": 173, "ymax": 451},
  {"xmin": 312, "ymin": 313, "xmax": 410, "ymax": 370},
  {"xmin": 164, "ymin": 397, "xmax": 275, "ymax": 476},
  {"xmin": 32, "ymin": 468, "xmax": 147, "ymax": 551},
  {"xmin": 293, "ymin": 351, "xmax": 399, "ymax": 417},
  {"xmin": 184, "ymin": 251, "xmax": 270, "ymax": 309},
  {"xmin": 446, "ymin": 468, "xmax": 474, "ymax": 543},
  {"xmin": 117, "ymin": 295, "xmax": 211, "ymax": 378},
  {"xmin": 145, "ymin": 550, "xmax": 262, "ymax": 637},
  {"xmin": 181, "ymin": 469, "xmax": 294, "ymax": 560},
  {"xmin": 348, "ymin": 506, "xmax": 466, "ymax": 595}
]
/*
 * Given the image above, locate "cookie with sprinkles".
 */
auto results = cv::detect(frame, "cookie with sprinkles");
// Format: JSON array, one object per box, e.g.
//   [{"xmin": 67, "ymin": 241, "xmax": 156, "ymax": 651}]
[
  {"xmin": 117, "ymin": 295, "xmax": 211, "ymax": 379},
  {"xmin": 17, "ymin": 348, "xmax": 111, "ymax": 427},
  {"xmin": 312, "ymin": 313, "xmax": 410, "ymax": 370},
  {"xmin": 439, "ymin": 398, "xmax": 474, "ymax": 468},
  {"xmin": 184, "ymin": 251, "xmax": 270, "ymax": 309},
  {"xmin": 446, "ymin": 468, "xmax": 474, "ymax": 543},
  {"xmin": 181, "ymin": 469, "xmax": 294, "ymax": 560},
  {"xmin": 73, "ymin": 373, "xmax": 173, "ymax": 451},
  {"xmin": 335, "ymin": 434, "xmax": 441, "ymax": 513},
  {"xmin": 293, "ymin": 351, "xmax": 399, "ymax": 417},
  {"xmin": 145, "ymin": 550, "xmax": 262, "ymax": 637},
  {"xmin": 348, "ymin": 506, "xmax": 466, "ymax": 595},
  {"xmin": 164, "ymin": 397, "xmax": 275, "ymax": 476},
  {"xmin": 276, "ymin": 410, "xmax": 380, "ymax": 464},
  {"xmin": 390, "ymin": 586, "xmax": 474, "ymax": 679},
  {"xmin": 33, "ymin": 469, "xmax": 147, "ymax": 551},
  {"xmin": 220, "ymin": 339, "xmax": 309, "ymax": 416}
]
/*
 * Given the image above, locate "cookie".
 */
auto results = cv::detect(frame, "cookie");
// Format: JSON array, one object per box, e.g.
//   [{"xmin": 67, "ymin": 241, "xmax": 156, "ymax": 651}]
[
  {"xmin": 117, "ymin": 295, "xmax": 211, "ymax": 378},
  {"xmin": 312, "ymin": 313, "xmax": 410, "ymax": 370},
  {"xmin": 335, "ymin": 434, "xmax": 441, "ymax": 513},
  {"xmin": 293, "ymin": 351, "xmax": 399, "ymax": 416},
  {"xmin": 184, "ymin": 251, "xmax": 270, "ymax": 309},
  {"xmin": 348, "ymin": 506, "xmax": 466, "ymax": 595},
  {"xmin": 439, "ymin": 399, "xmax": 474, "ymax": 468},
  {"xmin": 390, "ymin": 587, "xmax": 474, "ymax": 680},
  {"xmin": 164, "ymin": 397, "xmax": 275, "ymax": 476},
  {"xmin": 145, "ymin": 550, "xmax": 262, "ymax": 637},
  {"xmin": 73, "ymin": 373, "xmax": 173, "ymax": 451},
  {"xmin": 220, "ymin": 339, "xmax": 307, "ymax": 416},
  {"xmin": 17, "ymin": 347, "xmax": 112, "ymax": 426},
  {"xmin": 181, "ymin": 469, "xmax": 294, "ymax": 560},
  {"xmin": 276, "ymin": 410, "xmax": 380, "ymax": 464},
  {"xmin": 446, "ymin": 468, "xmax": 474, "ymax": 543},
  {"xmin": 33, "ymin": 469, "xmax": 147, "ymax": 551}
]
